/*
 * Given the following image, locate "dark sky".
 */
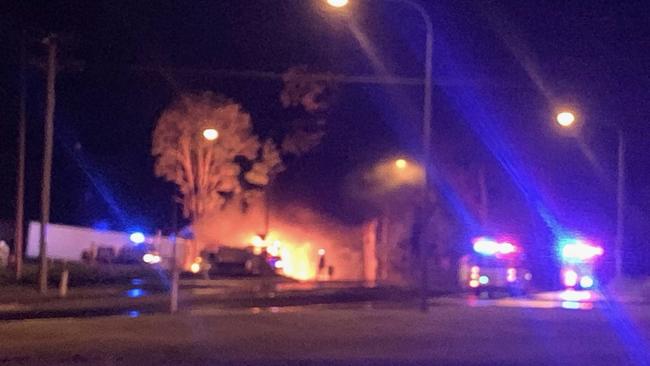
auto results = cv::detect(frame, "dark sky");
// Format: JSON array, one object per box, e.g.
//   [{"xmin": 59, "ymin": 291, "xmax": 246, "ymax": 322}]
[{"xmin": 1, "ymin": 1, "xmax": 649, "ymax": 273}]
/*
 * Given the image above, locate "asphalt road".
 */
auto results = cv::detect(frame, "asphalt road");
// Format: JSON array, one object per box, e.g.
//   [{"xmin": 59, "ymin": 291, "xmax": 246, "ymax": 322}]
[
  {"xmin": 1, "ymin": 291, "xmax": 649, "ymax": 365},
  {"xmin": 0, "ymin": 278, "xmax": 426, "ymax": 320}
]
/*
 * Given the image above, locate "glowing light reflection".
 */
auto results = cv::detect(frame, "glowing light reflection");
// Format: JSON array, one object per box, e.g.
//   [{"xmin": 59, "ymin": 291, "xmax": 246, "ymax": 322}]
[
  {"xmin": 580, "ymin": 276, "xmax": 594, "ymax": 289},
  {"xmin": 560, "ymin": 290, "xmax": 592, "ymax": 302},
  {"xmin": 563, "ymin": 270, "xmax": 578, "ymax": 287},
  {"xmin": 190, "ymin": 262, "xmax": 201, "ymax": 273},
  {"xmin": 560, "ymin": 240, "xmax": 603, "ymax": 262},
  {"xmin": 130, "ymin": 232, "xmax": 145, "ymax": 244}
]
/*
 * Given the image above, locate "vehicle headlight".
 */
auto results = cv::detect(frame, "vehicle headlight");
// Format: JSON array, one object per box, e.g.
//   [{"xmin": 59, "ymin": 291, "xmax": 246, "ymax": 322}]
[
  {"xmin": 142, "ymin": 253, "xmax": 161, "ymax": 264},
  {"xmin": 190, "ymin": 262, "xmax": 201, "ymax": 273}
]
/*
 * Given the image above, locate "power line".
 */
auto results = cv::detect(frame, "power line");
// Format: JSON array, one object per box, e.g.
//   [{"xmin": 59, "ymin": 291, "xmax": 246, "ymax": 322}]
[{"xmin": 131, "ymin": 65, "xmax": 424, "ymax": 86}]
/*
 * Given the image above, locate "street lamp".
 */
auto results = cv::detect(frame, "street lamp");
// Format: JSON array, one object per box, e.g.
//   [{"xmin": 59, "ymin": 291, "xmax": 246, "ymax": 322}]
[
  {"xmin": 327, "ymin": 0, "xmax": 433, "ymax": 312},
  {"xmin": 170, "ymin": 127, "xmax": 219, "ymax": 313},
  {"xmin": 395, "ymin": 158, "xmax": 408, "ymax": 170},
  {"xmin": 327, "ymin": 0, "xmax": 349, "ymax": 7},
  {"xmin": 202, "ymin": 128, "xmax": 219, "ymax": 141},
  {"xmin": 553, "ymin": 110, "xmax": 625, "ymax": 280},
  {"xmin": 556, "ymin": 111, "xmax": 576, "ymax": 127}
]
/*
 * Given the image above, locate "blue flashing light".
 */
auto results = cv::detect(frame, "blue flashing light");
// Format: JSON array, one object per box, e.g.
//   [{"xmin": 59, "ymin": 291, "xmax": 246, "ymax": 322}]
[
  {"xmin": 126, "ymin": 288, "xmax": 144, "ymax": 298},
  {"xmin": 129, "ymin": 232, "xmax": 146, "ymax": 244}
]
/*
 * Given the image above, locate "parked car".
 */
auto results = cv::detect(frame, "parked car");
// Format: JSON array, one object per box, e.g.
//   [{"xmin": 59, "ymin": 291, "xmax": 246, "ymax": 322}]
[{"xmin": 197, "ymin": 246, "xmax": 277, "ymax": 277}]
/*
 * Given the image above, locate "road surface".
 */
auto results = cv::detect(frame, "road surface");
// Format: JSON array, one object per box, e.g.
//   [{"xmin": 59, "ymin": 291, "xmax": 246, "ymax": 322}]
[{"xmin": 1, "ymin": 291, "xmax": 649, "ymax": 365}]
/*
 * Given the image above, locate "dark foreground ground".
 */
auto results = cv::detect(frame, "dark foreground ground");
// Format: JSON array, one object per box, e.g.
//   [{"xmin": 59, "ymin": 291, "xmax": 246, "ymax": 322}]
[{"xmin": 1, "ymin": 296, "xmax": 649, "ymax": 366}]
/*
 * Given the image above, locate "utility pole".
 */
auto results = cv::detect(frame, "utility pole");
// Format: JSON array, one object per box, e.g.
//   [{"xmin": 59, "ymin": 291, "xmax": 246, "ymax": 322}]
[
  {"xmin": 14, "ymin": 31, "xmax": 27, "ymax": 280},
  {"xmin": 170, "ymin": 192, "xmax": 179, "ymax": 313},
  {"xmin": 39, "ymin": 35, "xmax": 58, "ymax": 294},
  {"xmin": 263, "ymin": 185, "xmax": 271, "ymax": 238},
  {"xmin": 478, "ymin": 165, "xmax": 488, "ymax": 225}
]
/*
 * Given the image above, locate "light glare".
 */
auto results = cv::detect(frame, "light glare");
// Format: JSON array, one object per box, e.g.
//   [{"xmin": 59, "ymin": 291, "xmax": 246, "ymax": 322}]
[
  {"xmin": 142, "ymin": 253, "xmax": 161, "ymax": 264},
  {"xmin": 478, "ymin": 275, "xmax": 489, "ymax": 285},
  {"xmin": 327, "ymin": 0, "xmax": 349, "ymax": 7},
  {"xmin": 395, "ymin": 159, "xmax": 407, "ymax": 169},
  {"xmin": 507, "ymin": 268, "xmax": 517, "ymax": 282},
  {"xmin": 190, "ymin": 262, "xmax": 201, "ymax": 273},
  {"xmin": 560, "ymin": 289, "xmax": 592, "ymax": 301},
  {"xmin": 473, "ymin": 238, "xmax": 499, "ymax": 255},
  {"xmin": 561, "ymin": 240, "xmax": 604, "ymax": 262},
  {"xmin": 580, "ymin": 276, "xmax": 594, "ymax": 289},
  {"xmin": 499, "ymin": 242, "xmax": 517, "ymax": 255},
  {"xmin": 251, "ymin": 235, "xmax": 265, "ymax": 246},
  {"xmin": 556, "ymin": 112, "xmax": 576, "ymax": 127},
  {"xmin": 130, "ymin": 232, "xmax": 145, "ymax": 244},
  {"xmin": 563, "ymin": 270, "xmax": 578, "ymax": 287},
  {"xmin": 202, "ymin": 128, "xmax": 219, "ymax": 141}
]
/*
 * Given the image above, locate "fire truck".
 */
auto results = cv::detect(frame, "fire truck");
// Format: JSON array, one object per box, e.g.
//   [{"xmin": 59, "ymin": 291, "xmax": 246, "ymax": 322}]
[
  {"xmin": 557, "ymin": 237, "xmax": 603, "ymax": 289},
  {"xmin": 459, "ymin": 236, "xmax": 532, "ymax": 296}
]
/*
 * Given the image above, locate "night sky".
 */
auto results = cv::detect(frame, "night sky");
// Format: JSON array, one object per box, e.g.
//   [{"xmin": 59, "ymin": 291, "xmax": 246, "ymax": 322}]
[{"xmin": 1, "ymin": 1, "xmax": 648, "ymax": 274}]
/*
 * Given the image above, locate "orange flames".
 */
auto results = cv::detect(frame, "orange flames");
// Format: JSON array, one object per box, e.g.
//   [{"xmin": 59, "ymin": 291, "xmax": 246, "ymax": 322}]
[{"xmin": 192, "ymin": 200, "xmax": 363, "ymax": 281}]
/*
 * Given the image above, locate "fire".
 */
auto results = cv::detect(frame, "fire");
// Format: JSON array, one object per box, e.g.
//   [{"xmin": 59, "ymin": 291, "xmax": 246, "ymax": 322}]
[
  {"xmin": 248, "ymin": 233, "xmax": 316, "ymax": 280},
  {"xmin": 192, "ymin": 201, "xmax": 363, "ymax": 281},
  {"xmin": 280, "ymin": 243, "xmax": 315, "ymax": 280}
]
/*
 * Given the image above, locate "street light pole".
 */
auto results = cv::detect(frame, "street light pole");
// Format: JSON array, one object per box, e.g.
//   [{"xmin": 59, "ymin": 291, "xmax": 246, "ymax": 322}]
[
  {"xmin": 555, "ymin": 111, "xmax": 626, "ymax": 279},
  {"xmin": 327, "ymin": 0, "xmax": 433, "ymax": 311},
  {"xmin": 390, "ymin": 0, "xmax": 433, "ymax": 313},
  {"xmin": 615, "ymin": 129, "xmax": 625, "ymax": 279},
  {"xmin": 169, "ymin": 128, "xmax": 220, "ymax": 313}
]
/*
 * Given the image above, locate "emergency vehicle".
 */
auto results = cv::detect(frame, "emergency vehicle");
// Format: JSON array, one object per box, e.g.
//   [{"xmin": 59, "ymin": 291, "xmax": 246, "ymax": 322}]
[{"xmin": 459, "ymin": 236, "xmax": 532, "ymax": 296}]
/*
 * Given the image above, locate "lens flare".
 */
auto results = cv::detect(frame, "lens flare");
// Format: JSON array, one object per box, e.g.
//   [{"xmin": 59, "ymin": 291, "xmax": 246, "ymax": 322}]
[
  {"xmin": 580, "ymin": 276, "xmax": 594, "ymax": 289},
  {"xmin": 556, "ymin": 112, "xmax": 576, "ymax": 127},
  {"xmin": 563, "ymin": 270, "xmax": 578, "ymax": 287},
  {"xmin": 202, "ymin": 128, "xmax": 219, "ymax": 141},
  {"xmin": 130, "ymin": 232, "xmax": 145, "ymax": 244},
  {"xmin": 142, "ymin": 253, "xmax": 161, "ymax": 264},
  {"xmin": 560, "ymin": 240, "xmax": 603, "ymax": 262},
  {"xmin": 507, "ymin": 268, "xmax": 517, "ymax": 282},
  {"xmin": 190, "ymin": 262, "xmax": 201, "ymax": 273}
]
